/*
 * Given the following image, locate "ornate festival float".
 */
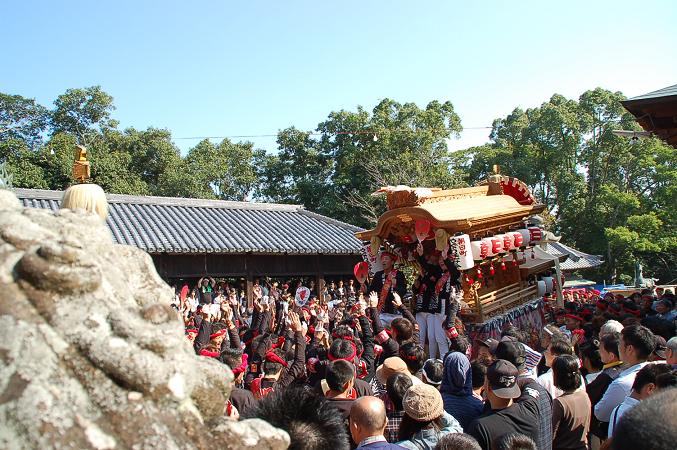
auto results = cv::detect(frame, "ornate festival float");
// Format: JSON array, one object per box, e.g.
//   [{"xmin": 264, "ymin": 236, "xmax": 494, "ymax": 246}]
[{"xmin": 355, "ymin": 172, "xmax": 565, "ymax": 343}]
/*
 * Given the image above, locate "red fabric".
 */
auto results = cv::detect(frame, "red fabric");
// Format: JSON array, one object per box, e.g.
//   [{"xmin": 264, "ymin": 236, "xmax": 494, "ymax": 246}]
[
  {"xmin": 210, "ymin": 329, "xmax": 227, "ymax": 339},
  {"xmin": 199, "ymin": 349, "xmax": 220, "ymax": 358},
  {"xmin": 328, "ymin": 341, "xmax": 357, "ymax": 362},
  {"xmin": 264, "ymin": 351, "xmax": 289, "ymax": 368},
  {"xmin": 565, "ymin": 313, "xmax": 584, "ymax": 323},
  {"xmin": 231, "ymin": 353, "xmax": 249, "ymax": 375}
]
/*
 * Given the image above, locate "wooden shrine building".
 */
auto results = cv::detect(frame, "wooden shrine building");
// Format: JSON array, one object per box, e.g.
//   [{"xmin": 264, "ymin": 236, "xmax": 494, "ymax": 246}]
[{"xmin": 15, "ymin": 188, "xmax": 363, "ymax": 298}]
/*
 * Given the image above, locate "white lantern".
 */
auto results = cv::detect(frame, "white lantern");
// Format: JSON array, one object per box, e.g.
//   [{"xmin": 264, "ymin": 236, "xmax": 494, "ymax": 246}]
[
  {"xmin": 502, "ymin": 233, "xmax": 515, "ymax": 252},
  {"xmin": 537, "ymin": 280, "xmax": 546, "ymax": 297},
  {"xmin": 483, "ymin": 237, "xmax": 496, "ymax": 257},
  {"xmin": 511, "ymin": 231, "xmax": 525, "ymax": 249},
  {"xmin": 470, "ymin": 240, "xmax": 489, "ymax": 261},
  {"xmin": 518, "ymin": 228, "xmax": 531, "ymax": 248},
  {"xmin": 490, "ymin": 235, "xmax": 504, "ymax": 255},
  {"xmin": 543, "ymin": 277, "xmax": 554, "ymax": 294},
  {"xmin": 449, "ymin": 234, "xmax": 474, "ymax": 271}
]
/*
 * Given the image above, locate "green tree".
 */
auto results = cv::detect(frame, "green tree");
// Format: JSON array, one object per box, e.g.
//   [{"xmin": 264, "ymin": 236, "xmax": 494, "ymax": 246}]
[
  {"xmin": 258, "ymin": 99, "xmax": 465, "ymax": 227},
  {"xmin": 0, "ymin": 93, "xmax": 49, "ymax": 148},
  {"xmin": 50, "ymin": 86, "xmax": 116, "ymax": 144}
]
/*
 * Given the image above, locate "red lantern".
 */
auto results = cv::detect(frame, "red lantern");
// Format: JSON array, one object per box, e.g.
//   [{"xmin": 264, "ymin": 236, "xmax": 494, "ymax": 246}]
[
  {"xmin": 489, "ymin": 264, "xmax": 495, "ymax": 276},
  {"xmin": 477, "ymin": 267, "xmax": 483, "ymax": 279},
  {"xmin": 490, "ymin": 236, "xmax": 503, "ymax": 254},
  {"xmin": 500, "ymin": 260, "xmax": 507, "ymax": 271},
  {"xmin": 528, "ymin": 226, "xmax": 542, "ymax": 244},
  {"xmin": 511, "ymin": 231, "xmax": 524, "ymax": 248},
  {"xmin": 502, "ymin": 234, "xmax": 514, "ymax": 251}
]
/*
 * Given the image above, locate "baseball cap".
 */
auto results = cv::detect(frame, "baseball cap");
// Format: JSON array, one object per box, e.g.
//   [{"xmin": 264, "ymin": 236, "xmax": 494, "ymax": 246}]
[
  {"xmin": 654, "ymin": 336, "xmax": 667, "ymax": 359},
  {"xmin": 495, "ymin": 337, "xmax": 526, "ymax": 371},
  {"xmin": 486, "ymin": 359, "xmax": 521, "ymax": 399},
  {"xmin": 476, "ymin": 338, "xmax": 499, "ymax": 354}
]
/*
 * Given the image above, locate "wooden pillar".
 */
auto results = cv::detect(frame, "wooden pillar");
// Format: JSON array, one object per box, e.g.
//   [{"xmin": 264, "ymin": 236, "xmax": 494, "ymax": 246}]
[{"xmin": 245, "ymin": 253, "xmax": 253, "ymax": 309}]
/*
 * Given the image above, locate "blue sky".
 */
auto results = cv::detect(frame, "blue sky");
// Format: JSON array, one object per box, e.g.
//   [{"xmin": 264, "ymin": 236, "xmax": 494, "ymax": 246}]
[{"xmin": 2, "ymin": 1, "xmax": 676, "ymax": 154}]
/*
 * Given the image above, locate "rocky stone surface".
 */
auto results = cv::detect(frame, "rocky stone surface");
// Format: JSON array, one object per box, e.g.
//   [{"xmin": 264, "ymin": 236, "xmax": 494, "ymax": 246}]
[{"xmin": 0, "ymin": 190, "xmax": 289, "ymax": 450}]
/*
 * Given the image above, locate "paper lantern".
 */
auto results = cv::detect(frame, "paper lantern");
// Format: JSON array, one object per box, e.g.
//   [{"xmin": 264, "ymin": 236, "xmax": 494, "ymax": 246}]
[
  {"xmin": 490, "ymin": 236, "xmax": 504, "ymax": 255},
  {"xmin": 528, "ymin": 226, "xmax": 543, "ymax": 245},
  {"xmin": 518, "ymin": 228, "xmax": 531, "ymax": 248},
  {"xmin": 502, "ymin": 233, "xmax": 515, "ymax": 251},
  {"xmin": 449, "ymin": 234, "xmax": 474, "ymax": 270},
  {"xmin": 511, "ymin": 231, "xmax": 524, "ymax": 248},
  {"xmin": 470, "ymin": 240, "xmax": 489, "ymax": 261},
  {"xmin": 483, "ymin": 237, "xmax": 496, "ymax": 257},
  {"xmin": 537, "ymin": 281, "xmax": 546, "ymax": 297},
  {"xmin": 543, "ymin": 277, "xmax": 554, "ymax": 294}
]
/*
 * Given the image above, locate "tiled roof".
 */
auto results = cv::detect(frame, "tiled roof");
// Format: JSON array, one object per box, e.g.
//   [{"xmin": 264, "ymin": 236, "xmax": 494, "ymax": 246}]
[
  {"xmin": 540, "ymin": 242, "xmax": 604, "ymax": 271},
  {"xmin": 14, "ymin": 188, "xmax": 364, "ymax": 255},
  {"xmin": 626, "ymin": 84, "xmax": 677, "ymax": 102}
]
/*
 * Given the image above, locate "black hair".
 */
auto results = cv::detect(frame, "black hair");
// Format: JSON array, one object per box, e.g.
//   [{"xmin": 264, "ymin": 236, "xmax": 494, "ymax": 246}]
[
  {"xmin": 262, "ymin": 348, "xmax": 286, "ymax": 376},
  {"xmin": 386, "ymin": 372, "xmax": 413, "ymax": 411},
  {"xmin": 631, "ymin": 363, "xmax": 672, "ymax": 393},
  {"xmin": 434, "ymin": 433, "xmax": 482, "ymax": 450},
  {"xmin": 580, "ymin": 342, "xmax": 603, "ymax": 371},
  {"xmin": 470, "ymin": 361, "xmax": 487, "ymax": 390},
  {"xmin": 552, "ymin": 355, "xmax": 581, "ymax": 392},
  {"xmin": 549, "ymin": 337, "xmax": 574, "ymax": 357},
  {"xmin": 399, "ymin": 343, "xmax": 426, "ymax": 373},
  {"xmin": 600, "ymin": 330, "xmax": 621, "ymax": 357},
  {"xmin": 448, "ymin": 334, "xmax": 470, "ymax": 355},
  {"xmin": 329, "ymin": 339, "xmax": 357, "ymax": 364},
  {"xmin": 496, "ymin": 433, "xmax": 537, "ymax": 450},
  {"xmin": 326, "ymin": 360, "xmax": 355, "ymax": 392},
  {"xmin": 501, "ymin": 326, "xmax": 528, "ymax": 344},
  {"xmin": 621, "ymin": 325, "xmax": 656, "ymax": 360},
  {"xmin": 220, "ymin": 347, "xmax": 243, "ymax": 370},
  {"xmin": 243, "ymin": 387, "xmax": 351, "ymax": 450},
  {"xmin": 423, "ymin": 359, "xmax": 445, "ymax": 385},
  {"xmin": 332, "ymin": 324, "xmax": 355, "ymax": 340},
  {"xmin": 392, "ymin": 317, "xmax": 414, "ymax": 343},
  {"xmin": 612, "ymin": 388, "xmax": 677, "ymax": 450},
  {"xmin": 655, "ymin": 370, "xmax": 677, "ymax": 390},
  {"xmin": 398, "ymin": 414, "xmax": 440, "ymax": 442}
]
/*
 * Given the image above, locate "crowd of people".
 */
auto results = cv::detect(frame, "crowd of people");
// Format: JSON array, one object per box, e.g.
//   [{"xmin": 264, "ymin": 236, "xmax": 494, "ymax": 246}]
[{"xmin": 171, "ymin": 253, "xmax": 677, "ymax": 450}]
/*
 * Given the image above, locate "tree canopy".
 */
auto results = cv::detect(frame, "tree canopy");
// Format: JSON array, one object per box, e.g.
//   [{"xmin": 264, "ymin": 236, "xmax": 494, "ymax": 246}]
[{"xmin": 1, "ymin": 86, "xmax": 674, "ymax": 284}]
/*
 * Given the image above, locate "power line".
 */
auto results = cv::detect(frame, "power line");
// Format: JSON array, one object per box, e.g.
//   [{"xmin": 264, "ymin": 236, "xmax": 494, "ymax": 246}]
[{"xmin": 174, "ymin": 126, "xmax": 493, "ymax": 141}]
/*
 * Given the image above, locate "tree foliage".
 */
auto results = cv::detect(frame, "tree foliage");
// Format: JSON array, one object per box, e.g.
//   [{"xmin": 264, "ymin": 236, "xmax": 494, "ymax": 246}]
[{"xmin": 1, "ymin": 85, "xmax": 674, "ymax": 284}]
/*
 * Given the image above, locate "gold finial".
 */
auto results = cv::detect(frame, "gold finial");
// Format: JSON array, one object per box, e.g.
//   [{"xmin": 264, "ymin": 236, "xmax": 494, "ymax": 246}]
[
  {"xmin": 492, "ymin": 164, "xmax": 501, "ymax": 175},
  {"xmin": 72, "ymin": 144, "xmax": 91, "ymax": 183}
]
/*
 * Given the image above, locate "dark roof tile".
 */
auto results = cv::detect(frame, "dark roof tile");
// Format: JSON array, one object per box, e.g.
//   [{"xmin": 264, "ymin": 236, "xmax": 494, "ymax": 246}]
[{"xmin": 14, "ymin": 188, "xmax": 364, "ymax": 255}]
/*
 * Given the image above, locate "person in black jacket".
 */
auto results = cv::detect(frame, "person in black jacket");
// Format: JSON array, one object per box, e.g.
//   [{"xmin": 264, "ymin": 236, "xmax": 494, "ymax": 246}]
[{"xmin": 368, "ymin": 251, "xmax": 407, "ymax": 324}]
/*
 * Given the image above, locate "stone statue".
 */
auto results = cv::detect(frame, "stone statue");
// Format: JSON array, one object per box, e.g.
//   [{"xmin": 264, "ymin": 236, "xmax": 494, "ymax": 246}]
[{"xmin": 0, "ymin": 189, "xmax": 289, "ymax": 449}]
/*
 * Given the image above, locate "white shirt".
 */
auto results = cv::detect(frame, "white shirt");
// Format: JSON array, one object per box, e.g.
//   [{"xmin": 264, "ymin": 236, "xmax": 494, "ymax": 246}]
[
  {"xmin": 537, "ymin": 368, "xmax": 585, "ymax": 398},
  {"xmin": 608, "ymin": 396, "xmax": 640, "ymax": 436},
  {"xmin": 585, "ymin": 371, "xmax": 601, "ymax": 385},
  {"xmin": 594, "ymin": 362, "xmax": 648, "ymax": 422}
]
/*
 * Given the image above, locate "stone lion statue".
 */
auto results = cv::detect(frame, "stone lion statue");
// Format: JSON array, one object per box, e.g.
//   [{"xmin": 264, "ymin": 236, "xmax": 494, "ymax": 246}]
[{"xmin": 0, "ymin": 189, "xmax": 289, "ymax": 450}]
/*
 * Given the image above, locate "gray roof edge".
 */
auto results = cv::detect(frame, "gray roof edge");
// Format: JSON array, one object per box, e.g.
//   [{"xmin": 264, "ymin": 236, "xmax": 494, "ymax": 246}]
[
  {"xmin": 13, "ymin": 188, "xmax": 303, "ymax": 212},
  {"xmin": 625, "ymin": 83, "xmax": 677, "ymax": 102},
  {"xmin": 297, "ymin": 208, "xmax": 366, "ymax": 233}
]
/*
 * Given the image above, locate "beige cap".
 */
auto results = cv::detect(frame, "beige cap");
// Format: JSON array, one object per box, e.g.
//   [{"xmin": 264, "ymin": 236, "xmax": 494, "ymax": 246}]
[
  {"xmin": 375, "ymin": 357, "xmax": 409, "ymax": 385},
  {"xmin": 402, "ymin": 383, "xmax": 444, "ymax": 422}
]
